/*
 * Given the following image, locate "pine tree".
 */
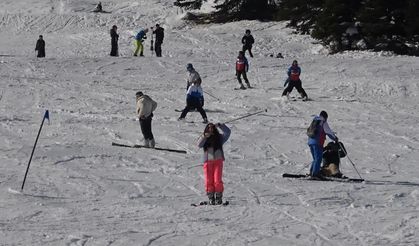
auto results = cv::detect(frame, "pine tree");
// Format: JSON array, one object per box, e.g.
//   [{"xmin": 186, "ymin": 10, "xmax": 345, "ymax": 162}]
[
  {"xmin": 405, "ymin": 0, "xmax": 419, "ymax": 43},
  {"xmin": 312, "ymin": 0, "xmax": 361, "ymax": 51},
  {"xmin": 277, "ymin": 0, "xmax": 323, "ymax": 34},
  {"xmin": 174, "ymin": 0, "xmax": 205, "ymax": 10}
]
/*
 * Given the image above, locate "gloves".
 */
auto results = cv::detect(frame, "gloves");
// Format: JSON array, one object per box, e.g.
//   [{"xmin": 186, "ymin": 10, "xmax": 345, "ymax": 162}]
[{"xmin": 334, "ymin": 137, "xmax": 339, "ymax": 143}]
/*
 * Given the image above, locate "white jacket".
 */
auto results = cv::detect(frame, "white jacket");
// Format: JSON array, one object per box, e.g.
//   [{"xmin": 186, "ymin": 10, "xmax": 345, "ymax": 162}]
[
  {"xmin": 187, "ymin": 69, "xmax": 202, "ymax": 88},
  {"xmin": 136, "ymin": 95, "xmax": 157, "ymax": 118}
]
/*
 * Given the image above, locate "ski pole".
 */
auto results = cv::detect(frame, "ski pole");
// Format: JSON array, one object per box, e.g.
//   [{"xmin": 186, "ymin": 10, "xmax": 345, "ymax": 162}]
[
  {"xmin": 21, "ymin": 110, "xmax": 49, "ymax": 190},
  {"xmin": 338, "ymin": 142, "xmax": 363, "ymax": 180},
  {"xmin": 204, "ymin": 91, "xmax": 220, "ymax": 101},
  {"xmin": 224, "ymin": 109, "xmax": 267, "ymax": 124}
]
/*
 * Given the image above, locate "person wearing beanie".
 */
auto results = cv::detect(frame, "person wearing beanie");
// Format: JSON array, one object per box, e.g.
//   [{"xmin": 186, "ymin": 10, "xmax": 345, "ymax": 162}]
[
  {"xmin": 307, "ymin": 110, "xmax": 338, "ymax": 178},
  {"xmin": 235, "ymin": 51, "xmax": 251, "ymax": 89},
  {"xmin": 282, "ymin": 60, "xmax": 308, "ymax": 101},
  {"xmin": 134, "ymin": 28, "xmax": 148, "ymax": 56},
  {"xmin": 186, "ymin": 63, "xmax": 202, "ymax": 90},
  {"xmin": 241, "ymin": 29, "xmax": 254, "ymax": 58},
  {"xmin": 136, "ymin": 91, "xmax": 157, "ymax": 148}
]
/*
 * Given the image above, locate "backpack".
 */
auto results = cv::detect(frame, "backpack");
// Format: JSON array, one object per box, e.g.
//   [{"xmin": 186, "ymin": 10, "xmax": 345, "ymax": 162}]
[{"xmin": 307, "ymin": 119, "xmax": 321, "ymax": 138}]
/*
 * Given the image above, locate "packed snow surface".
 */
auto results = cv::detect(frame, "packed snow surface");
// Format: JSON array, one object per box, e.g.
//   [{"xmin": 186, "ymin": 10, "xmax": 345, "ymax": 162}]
[{"xmin": 1, "ymin": 0, "xmax": 419, "ymax": 245}]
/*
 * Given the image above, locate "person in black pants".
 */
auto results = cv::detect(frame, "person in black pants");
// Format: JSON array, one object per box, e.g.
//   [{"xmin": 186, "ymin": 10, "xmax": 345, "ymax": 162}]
[
  {"xmin": 282, "ymin": 60, "xmax": 308, "ymax": 100},
  {"xmin": 35, "ymin": 35, "xmax": 45, "ymax": 58},
  {"xmin": 178, "ymin": 82, "xmax": 208, "ymax": 123},
  {"xmin": 152, "ymin": 24, "xmax": 164, "ymax": 57},
  {"xmin": 110, "ymin": 25, "xmax": 119, "ymax": 56},
  {"xmin": 136, "ymin": 91, "xmax": 158, "ymax": 148},
  {"xmin": 241, "ymin": 29, "xmax": 254, "ymax": 58}
]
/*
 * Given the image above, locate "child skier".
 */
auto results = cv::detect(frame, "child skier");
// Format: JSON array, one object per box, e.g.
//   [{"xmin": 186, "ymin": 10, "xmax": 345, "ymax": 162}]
[
  {"xmin": 282, "ymin": 60, "xmax": 308, "ymax": 100},
  {"xmin": 236, "ymin": 51, "xmax": 251, "ymax": 89},
  {"xmin": 197, "ymin": 123, "xmax": 231, "ymax": 205}
]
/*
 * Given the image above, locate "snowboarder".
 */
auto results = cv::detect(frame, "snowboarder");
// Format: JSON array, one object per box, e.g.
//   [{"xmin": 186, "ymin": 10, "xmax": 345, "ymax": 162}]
[
  {"xmin": 152, "ymin": 24, "xmax": 164, "ymax": 57},
  {"xmin": 282, "ymin": 60, "xmax": 308, "ymax": 100},
  {"xmin": 93, "ymin": 2, "xmax": 102, "ymax": 12},
  {"xmin": 136, "ymin": 91, "xmax": 157, "ymax": 148},
  {"xmin": 35, "ymin": 35, "xmax": 45, "ymax": 58},
  {"xmin": 178, "ymin": 81, "xmax": 208, "ymax": 123},
  {"xmin": 236, "ymin": 51, "xmax": 251, "ymax": 89},
  {"xmin": 110, "ymin": 25, "xmax": 119, "ymax": 56},
  {"xmin": 186, "ymin": 63, "xmax": 202, "ymax": 90},
  {"xmin": 197, "ymin": 122, "xmax": 231, "ymax": 205},
  {"xmin": 241, "ymin": 29, "xmax": 254, "ymax": 58},
  {"xmin": 134, "ymin": 28, "xmax": 148, "ymax": 56},
  {"xmin": 307, "ymin": 111, "xmax": 338, "ymax": 178}
]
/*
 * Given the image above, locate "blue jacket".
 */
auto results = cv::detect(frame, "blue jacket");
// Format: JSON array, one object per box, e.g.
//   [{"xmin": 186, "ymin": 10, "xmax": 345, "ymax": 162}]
[
  {"xmin": 287, "ymin": 65, "xmax": 301, "ymax": 81},
  {"xmin": 186, "ymin": 84, "xmax": 204, "ymax": 104},
  {"xmin": 135, "ymin": 30, "xmax": 146, "ymax": 41}
]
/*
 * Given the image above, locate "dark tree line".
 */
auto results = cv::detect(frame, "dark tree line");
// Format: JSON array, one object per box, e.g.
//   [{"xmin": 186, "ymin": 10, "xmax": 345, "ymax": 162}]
[{"xmin": 174, "ymin": 0, "xmax": 419, "ymax": 55}]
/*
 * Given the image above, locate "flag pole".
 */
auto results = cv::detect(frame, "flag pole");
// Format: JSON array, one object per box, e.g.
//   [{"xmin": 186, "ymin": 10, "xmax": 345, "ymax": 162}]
[{"xmin": 21, "ymin": 110, "xmax": 49, "ymax": 191}]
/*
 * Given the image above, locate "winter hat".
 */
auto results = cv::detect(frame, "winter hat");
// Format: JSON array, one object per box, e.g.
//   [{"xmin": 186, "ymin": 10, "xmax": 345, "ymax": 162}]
[
  {"xmin": 136, "ymin": 91, "xmax": 143, "ymax": 97},
  {"xmin": 245, "ymin": 29, "xmax": 251, "ymax": 34},
  {"xmin": 186, "ymin": 63, "xmax": 194, "ymax": 70},
  {"xmin": 320, "ymin": 111, "xmax": 328, "ymax": 120}
]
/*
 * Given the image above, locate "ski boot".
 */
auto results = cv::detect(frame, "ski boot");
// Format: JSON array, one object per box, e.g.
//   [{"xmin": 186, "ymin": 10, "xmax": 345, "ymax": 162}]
[
  {"xmin": 149, "ymin": 139, "xmax": 155, "ymax": 148},
  {"xmin": 215, "ymin": 192, "xmax": 223, "ymax": 205},
  {"xmin": 207, "ymin": 192, "xmax": 215, "ymax": 205},
  {"xmin": 144, "ymin": 139, "xmax": 150, "ymax": 148}
]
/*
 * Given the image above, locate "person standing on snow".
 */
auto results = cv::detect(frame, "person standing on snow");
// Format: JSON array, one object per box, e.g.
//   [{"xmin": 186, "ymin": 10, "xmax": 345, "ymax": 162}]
[
  {"xmin": 307, "ymin": 111, "xmax": 338, "ymax": 178},
  {"xmin": 110, "ymin": 25, "xmax": 119, "ymax": 56},
  {"xmin": 134, "ymin": 28, "xmax": 148, "ymax": 56},
  {"xmin": 186, "ymin": 63, "xmax": 202, "ymax": 90},
  {"xmin": 197, "ymin": 122, "xmax": 231, "ymax": 205},
  {"xmin": 241, "ymin": 29, "xmax": 254, "ymax": 58},
  {"xmin": 282, "ymin": 60, "xmax": 308, "ymax": 100},
  {"xmin": 152, "ymin": 24, "xmax": 164, "ymax": 57},
  {"xmin": 236, "ymin": 51, "xmax": 251, "ymax": 89},
  {"xmin": 178, "ymin": 81, "xmax": 208, "ymax": 124},
  {"xmin": 136, "ymin": 91, "xmax": 157, "ymax": 148},
  {"xmin": 35, "ymin": 35, "xmax": 45, "ymax": 58}
]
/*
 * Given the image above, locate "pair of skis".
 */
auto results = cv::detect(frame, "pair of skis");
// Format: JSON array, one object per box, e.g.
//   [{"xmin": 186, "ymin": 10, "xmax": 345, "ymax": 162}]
[
  {"xmin": 111, "ymin": 142, "xmax": 186, "ymax": 154},
  {"xmin": 282, "ymin": 173, "xmax": 364, "ymax": 183}
]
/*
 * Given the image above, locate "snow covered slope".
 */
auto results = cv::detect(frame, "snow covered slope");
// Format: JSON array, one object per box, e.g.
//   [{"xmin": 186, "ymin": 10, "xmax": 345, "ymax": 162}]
[{"xmin": 1, "ymin": 0, "xmax": 419, "ymax": 245}]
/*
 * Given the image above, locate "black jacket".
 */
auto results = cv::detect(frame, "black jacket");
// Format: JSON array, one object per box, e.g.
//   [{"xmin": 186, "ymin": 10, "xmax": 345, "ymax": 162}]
[
  {"xmin": 241, "ymin": 35, "xmax": 254, "ymax": 46},
  {"xmin": 153, "ymin": 27, "xmax": 164, "ymax": 44},
  {"xmin": 110, "ymin": 29, "xmax": 119, "ymax": 43}
]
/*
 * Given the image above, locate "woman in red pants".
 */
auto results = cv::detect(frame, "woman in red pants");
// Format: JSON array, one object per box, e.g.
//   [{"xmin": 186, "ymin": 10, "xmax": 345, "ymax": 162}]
[{"xmin": 197, "ymin": 123, "xmax": 231, "ymax": 205}]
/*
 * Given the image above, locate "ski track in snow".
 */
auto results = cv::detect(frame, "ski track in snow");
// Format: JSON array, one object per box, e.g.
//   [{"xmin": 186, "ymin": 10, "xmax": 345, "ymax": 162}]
[{"xmin": 1, "ymin": 0, "xmax": 419, "ymax": 245}]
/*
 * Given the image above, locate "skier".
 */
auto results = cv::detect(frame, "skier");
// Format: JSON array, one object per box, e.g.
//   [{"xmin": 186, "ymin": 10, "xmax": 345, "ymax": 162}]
[
  {"xmin": 178, "ymin": 81, "xmax": 208, "ymax": 123},
  {"xmin": 236, "ymin": 51, "xmax": 251, "ymax": 89},
  {"xmin": 282, "ymin": 60, "xmax": 308, "ymax": 101},
  {"xmin": 197, "ymin": 122, "xmax": 231, "ymax": 205},
  {"xmin": 152, "ymin": 24, "xmax": 164, "ymax": 57},
  {"xmin": 136, "ymin": 91, "xmax": 158, "ymax": 148},
  {"xmin": 186, "ymin": 63, "xmax": 202, "ymax": 90},
  {"xmin": 308, "ymin": 111, "xmax": 338, "ymax": 178},
  {"xmin": 110, "ymin": 25, "xmax": 119, "ymax": 56},
  {"xmin": 35, "ymin": 35, "xmax": 45, "ymax": 58},
  {"xmin": 93, "ymin": 2, "xmax": 102, "ymax": 12},
  {"xmin": 134, "ymin": 28, "xmax": 148, "ymax": 56},
  {"xmin": 241, "ymin": 29, "xmax": 254, "ymax": 58}
]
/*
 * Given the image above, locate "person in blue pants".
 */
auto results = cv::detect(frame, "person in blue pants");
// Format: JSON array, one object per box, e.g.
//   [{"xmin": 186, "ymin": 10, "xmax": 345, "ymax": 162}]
[{"xmin": 307, "ymin": 111, "xmax": 338, "ymax": 177}]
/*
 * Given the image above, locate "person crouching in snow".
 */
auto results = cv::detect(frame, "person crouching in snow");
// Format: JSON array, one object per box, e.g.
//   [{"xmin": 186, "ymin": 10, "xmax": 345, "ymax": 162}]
[
  {"xmin": 282, "ymin": 60, "xmax": 308, "ymax": 100},
  {"xmin": 134, "ymin": 28, "xmax": 148, "ymax": 56},
  {"xmin": 178, "ymin": 81, "xmax": 208, "ymax": 123},
  {"xmin": 136, "ymin": 91, "xmax": 157, "ymax": 148},
  {"xmin": 321, "ymin": 141, "xmax": 346, "ymax": 178},
  {"xmin": 198, "ymin": 123, "xmax": 231, "ymax": 205},
  {"xmin": 307, "ymin": 111, "xmax": 338, "ymax": 178}
]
